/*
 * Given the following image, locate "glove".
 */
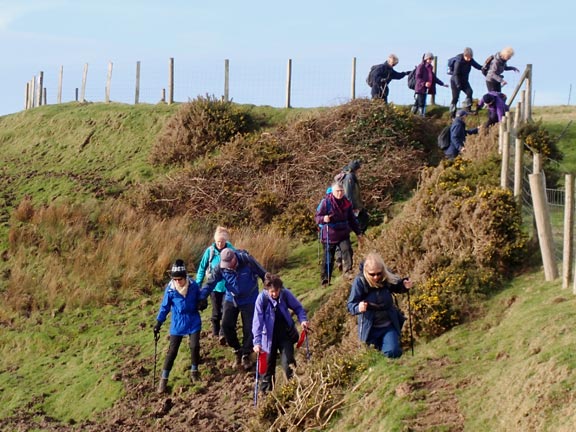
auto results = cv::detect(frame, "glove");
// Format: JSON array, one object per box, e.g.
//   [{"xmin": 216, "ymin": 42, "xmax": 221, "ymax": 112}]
[
  {"xmin": 197, "ymin": 298, "xmax": 208, "ymax": 311},
  {"xmin": 153, "ymin": 321, "xmax": 161, "ymax": 336}
]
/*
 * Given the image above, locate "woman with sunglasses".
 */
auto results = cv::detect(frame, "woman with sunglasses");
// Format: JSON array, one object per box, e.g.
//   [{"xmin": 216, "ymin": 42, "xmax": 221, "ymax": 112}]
[
  {"xmin": 153, "ymin": 259, "xmax": 211, "ymax": 393},
  {"xmin": 347, "ymin": 252, "xmax": 413, "ymax": 358}
]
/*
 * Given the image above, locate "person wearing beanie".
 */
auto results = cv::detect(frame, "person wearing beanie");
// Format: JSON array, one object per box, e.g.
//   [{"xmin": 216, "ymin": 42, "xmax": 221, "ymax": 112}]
[
  {"xmin": 368, "ymin": 54, "xmax": 411, "ymax": 103},
  {"xmin": 196, "ymin": 226, "xmax": 235, "ymax": 344},
  {"xmin": 153, "ymin": 259, "xmax": 211, "ymax": 393},
  {"xmin": 411, "ymin": 52, "xmax": 449, "ymax": 117},
  {"xmin": 485, "ymin": 46, "xmax": 520, "ymax": 93},
  {"xmin": 201, "ymin": 247, "xmax": 267, "ymax": 371},
  {"xmin": 477, "ymin": 91, "xmax": 509, "ymax": 129},
  {"xmin": 445, "ymin": 110, "xmax": 479, "ymax": 160},
  {"xmin": 448, "ymin": 47, "xmax": 483, "ymax": 117}
]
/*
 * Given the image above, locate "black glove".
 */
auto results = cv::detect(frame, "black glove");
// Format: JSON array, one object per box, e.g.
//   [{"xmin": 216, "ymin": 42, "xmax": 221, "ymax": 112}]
[
  {"xmin": 153, "ymin": 321, "xmax": 161, "ymax": 336},
  {"xmin": 197, "ymin": 298, "xmax": 208, "ymax": 311}
]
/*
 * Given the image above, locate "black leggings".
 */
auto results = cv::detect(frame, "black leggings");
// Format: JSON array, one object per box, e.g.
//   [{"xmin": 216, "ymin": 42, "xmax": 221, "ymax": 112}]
[{"xmin": 162, "ymin": 333, "xmax": 200, "ymax": 372}]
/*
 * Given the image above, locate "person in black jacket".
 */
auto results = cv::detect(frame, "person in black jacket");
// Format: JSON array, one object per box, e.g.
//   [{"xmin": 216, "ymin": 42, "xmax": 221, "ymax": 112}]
[
  {"xmin": 449, "ymin": 47, "xmax": 482, "ymax": 117},
  {"xmin": 369, "ymin": 54, "xmax": 411, "ymax": 103}
]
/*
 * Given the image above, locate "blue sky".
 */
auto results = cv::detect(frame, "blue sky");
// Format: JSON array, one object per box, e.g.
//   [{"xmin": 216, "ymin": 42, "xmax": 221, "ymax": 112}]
[{"xmin": 0, "ymin": 0, "xmax": 573, "ymax": 115}]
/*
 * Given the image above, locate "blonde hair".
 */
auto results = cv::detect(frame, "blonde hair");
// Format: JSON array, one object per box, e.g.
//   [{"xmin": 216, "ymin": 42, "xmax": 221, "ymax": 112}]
[
  {"xmin": 362, "ymin": 252, "xmax": 400, "ymax": 287},
  {"xmin": 500, "ymin": 47, "xmax": 515, "ymax": 59},
  {"xmin": 388, "ymin": 54, "xmax": 399, "ymax": 65},
  {"xmin": 214, "ymin": 225, "xmax": 230, "ymax": 242}
]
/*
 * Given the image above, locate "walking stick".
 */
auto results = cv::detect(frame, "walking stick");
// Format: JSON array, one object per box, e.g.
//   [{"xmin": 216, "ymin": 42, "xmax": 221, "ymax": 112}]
[
  {"xmin": 325, "ymin": 227, "xmax": 331, "ymax": 285},
  {"xmin": 253, "ymin": 352, "xmax": 260, "ymax": 407},
  {"xmin": 153, "ymin": 331, "xmax": 160, "ymax": 388},
  {"xmin": 407, "ymin": 290, "xmax": 414, "ymax": 356}
]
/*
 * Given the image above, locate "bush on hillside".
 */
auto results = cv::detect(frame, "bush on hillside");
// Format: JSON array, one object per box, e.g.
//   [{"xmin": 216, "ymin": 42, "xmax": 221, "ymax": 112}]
[
  {"xmin": 137, "ymin": 100, "xmax": 437, "ymax": 238},
  {"xmin": 149, "ymin": 96, "xmax": 253, "ymax": 165}
]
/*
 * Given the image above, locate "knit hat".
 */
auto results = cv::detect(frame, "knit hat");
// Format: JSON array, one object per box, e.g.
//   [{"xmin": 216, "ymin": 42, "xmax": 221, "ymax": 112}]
[
  {"xmin": 455, "ymin": 110, "xmax": 468, "ymax": 118},
  {"xmin": 423, "ymin": 52, "xmax": 434, "ymax": 60},
  {"xmin": 219, "ymin": 248, "xmax": 238, "ymax": 269},
  {"xmin": 348, "ymin": 160, "xmax": 362, "ymax": 171},
  {"xmin": 170, "ymin": 259, "xmax": 187, "ymax": 278},
  {"xmin": 482, "ymin": 94, "xmax": 495, "ymax": 105}
]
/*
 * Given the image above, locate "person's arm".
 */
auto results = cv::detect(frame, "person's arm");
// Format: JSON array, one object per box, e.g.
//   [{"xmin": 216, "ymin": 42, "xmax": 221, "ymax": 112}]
[
  {"xmin": 389, "ymin": 68, "xmax": 408, "ymax": 81},
  {"xmin": 471, "ymin": 58, "xmax": 482, "ymax": 70},
  {"xmin": 252, "ymin": 292, "xmax": 265, "ymax": 352},
  {"xmin": 156, "ymin": 286, "xmax": 172, "ymax": 324},
  {"xmin": 315, "ymin": 198, "xmax": 328, "ymax": 225},
  {"xmin": 347, "ymin": 278, "xmax": 366, "ymax": 315},
  {"xmin": 284, "ymin": 289, "xmax": 308, "ymax": 325},
  {"xmin": 504, "ymin": 64, "xmax": 519, "ymax": 72},
  {"xmin": 200, "ymin": 266, "xmax": 222, "ymax": 298},
  {"xmin": 195, "ymin": 247, "xmax": 210, "ymax": 285}
]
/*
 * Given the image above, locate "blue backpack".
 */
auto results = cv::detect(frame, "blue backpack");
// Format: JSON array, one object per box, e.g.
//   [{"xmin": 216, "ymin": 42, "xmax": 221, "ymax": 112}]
[{"xmin": 446, "ymin": 56, "xmax": 458, "ymax": 75}]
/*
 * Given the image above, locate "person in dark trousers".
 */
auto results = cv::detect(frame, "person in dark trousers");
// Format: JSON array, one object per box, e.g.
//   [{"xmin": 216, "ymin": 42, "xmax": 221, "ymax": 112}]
[
  {"xmin": 477, "ymin": 92, "xmax": 509, "ymax": 129},
  {"xmin": 196, "ymin": 225, "xmax": 235, "ymax": 345},
  {"xmin": 485, "ymin": 47, "xmax": 519, "ymax": 93},
  {"xmin": 315, "ymin": 181, "xmax": 364, "ymax": 285},
  {"xmin": 347, "ymin": 252, "xmax": 413, "ymax": 358},
  {"xmin": 202, "ymin": 247, "xmax": 267, "ymax": 371},
  {"xmin": 339, "ymin": 160, "xmax": 368, "ymax": 234},
  {"xmin": 445, "ymin": 110, "xmax": 479, "ymax": 159},
  {"xmin": 369, "ymin": 54, "xmax": 411, "ymax": 103},
  {"xmin": 411, "ymin": 52, "xmax": 448, "ymax": 116},
  {"xmin": 154, "ymin": 259, "xmax": 210, "ymax": 393},
  {"xmin": 252, "ymin": 273, "xmax": 309, "ymax": 393},
  {"xmin": 449, "ymin": 47, "xmax": 482, "ymax": 117}
]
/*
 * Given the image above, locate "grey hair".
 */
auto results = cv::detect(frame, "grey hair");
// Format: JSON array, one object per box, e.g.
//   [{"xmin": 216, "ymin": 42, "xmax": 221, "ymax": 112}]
[
  {"xmin": 500, "ymin": 47, "xmax": 515, "ymax": 58},
  {"xmin": 463, "ymin": 47, "xmax": 473, "ymax": 57},
  {"xmin": 388, "ymin": 54, "xmax": 399, "ymax": 64}
]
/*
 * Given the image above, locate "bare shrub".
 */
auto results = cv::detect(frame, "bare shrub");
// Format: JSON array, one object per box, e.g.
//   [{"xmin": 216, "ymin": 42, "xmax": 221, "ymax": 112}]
[{"xmin": 232, "ymin": 226, "xmax": 291, "ymax": 273}]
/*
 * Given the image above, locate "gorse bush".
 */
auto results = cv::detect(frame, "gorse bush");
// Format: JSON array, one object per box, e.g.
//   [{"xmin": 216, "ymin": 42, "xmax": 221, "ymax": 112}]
[{"xmin": 149, "ymin": 95, "xmax": 253, "ymax": 165}]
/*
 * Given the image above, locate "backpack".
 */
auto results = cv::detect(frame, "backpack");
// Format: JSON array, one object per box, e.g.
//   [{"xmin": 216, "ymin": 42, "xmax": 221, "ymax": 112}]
[
  {"xmin": 334, "ymin": 171, "xmax": 347, "ymax": 183},
  {"xmin": 407, "ymin": 67, "xmax": 417, "ymax": 90},
  {"xmin": 437, "ymin": 125, "xmax": 451, "ymax": 151},
  {"xmin": 481, "ymin": 55, "xmax": 494, "ymax": 76},
  {"xmin": 366, "ymin": 64, "xmax": 379, "ymax": 87},
  {"xmin": 446, "ymin": 56, "xmax": 457, "ymax": 75}
]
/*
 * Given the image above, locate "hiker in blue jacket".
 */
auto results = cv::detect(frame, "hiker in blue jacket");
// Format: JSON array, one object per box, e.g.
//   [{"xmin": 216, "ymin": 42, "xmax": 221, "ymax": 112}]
[
  {"xmin": 253, "ymin": 273, "xmax": 309, "ymax": 393},
  {"xmin": 445, "ymin": 110, "xmax": 479, "ymax": 160},
  {"xmin": 154, "ymin": 259, "xmax": 211, "ymax": 393},
  {"xmin": 369, "ymin": 54, "xmax": 411, "ymax": 103},
  {"xmin": 202, "ymin": 247, "xmax": 267, "ymax": 371},
  {"xmin": 196, "ymin": 226, "xmax": 235, "ymax": 344},
  {"xmin": 347, "ymin": 252, "xmax": 413, "ymax": 358},
  {"xmin": 449, "ymin": 47, "xmax": 482, "ymax": 117}
]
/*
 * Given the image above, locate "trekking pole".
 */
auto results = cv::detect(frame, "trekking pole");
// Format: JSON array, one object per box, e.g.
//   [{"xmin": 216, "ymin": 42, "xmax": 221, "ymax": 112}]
[
  {"xmin": 407, "ymin": 290, "xmax": 414, "ymax": 356},
  {"xmin": 326, "ymin": 227, "xmax": 331, "ymax": 285},
  {"xmin": 153, "ymin": 331, "xmax": 160, "ymax": 388},
  {"xmin": 253, "ymin": 352, "xmax": 260, "ymax": 407}
]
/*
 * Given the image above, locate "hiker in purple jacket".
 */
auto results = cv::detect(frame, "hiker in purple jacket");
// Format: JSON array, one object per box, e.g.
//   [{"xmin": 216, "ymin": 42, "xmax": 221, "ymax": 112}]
[
  {"xmin": 315, "ymin": 181, "xmax": 364, "ymax": 285},
  {"xmin": 477, "ymin": 92, "xmax": 509, "ymax": 129},
  {"xmin": 411, "ymin": 52, "xmax": 448, "ymax": 117},
  {"xmin": 253, "ymin": 273, "xmax": 309, "ymax": 393}
]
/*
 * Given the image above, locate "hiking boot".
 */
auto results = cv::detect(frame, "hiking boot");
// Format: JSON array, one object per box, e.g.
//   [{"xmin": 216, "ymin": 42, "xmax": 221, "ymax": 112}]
[
  {"xmin": 234, "ymin": 350, "xmax": 243, "ymax": 369},
  {"xmin": 157, "ymin": 378, "xmax": 168, "ymax": 394},
  {"xmin": 190, "ymin": 370, "xmax": 200, "ymax": 382},
  {"xmin": 241, "ymin": 354, "xmax": 252, "ymax": 371},
  {"xmin": 321, "ymin": 279, "xmax": 329, "ymax": 286},
  {"xmin": 219, "ymin": 335, "xmax": 227, "ymax": 346}
]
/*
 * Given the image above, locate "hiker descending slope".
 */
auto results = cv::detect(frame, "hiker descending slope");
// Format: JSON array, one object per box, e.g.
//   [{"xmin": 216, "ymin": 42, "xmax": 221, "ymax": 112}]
[
  {"xmin": 448, "ymin": 47, "xmax": 482, "ymax": 117},
  {"xmin": 252, "ymin": 273, "xmax": 309, "ymax": 393},
  {"xmin": 337, "ymin": 160, "xmax": 368, "ymax": 234},
  {"xmin": 484, "ymin": 47, "xmax": 519, "ymax": 93},
  {"xmin": 202, "ymin": 248, "xmax": 267, "ymax": 371},
  {"xmin": 367, "ymin": 54, "xmax": 411, "ymax": 103},
  {"xmin": 445, "ymin": 110, "xmax": 479, "ymax": 160},
  {"xmin": 347, "ymin": 252, "xmax": 413, "ymax": 358},
  {"xmin": 315, "ymin": 181, "xmax": 364, "ymax": 285},
  {"xmin": 154, "ymin": 259, "xmax": 210, "ymax": 393},
  {"xmin": 196, "ymin": 225, "xmax": 235, "ymax": 344}
]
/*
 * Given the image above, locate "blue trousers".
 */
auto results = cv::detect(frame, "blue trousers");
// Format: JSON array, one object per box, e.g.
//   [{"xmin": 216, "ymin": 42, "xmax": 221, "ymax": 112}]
[{"xmin": 366, "ymin": 325, "xmax": 402, "ymax": 358}]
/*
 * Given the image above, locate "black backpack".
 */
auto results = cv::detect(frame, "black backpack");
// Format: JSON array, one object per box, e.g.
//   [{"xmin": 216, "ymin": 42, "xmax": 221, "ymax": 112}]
[
  {"xmin": 407, "ymin": 67, "xmax": 417, "ymax": 90},
  {"xmin": 366, "ymin": 64, "xmax": 379, "ymax": 87},
  {"xmin": 437, "ymin": 125, "xmax": 451, "ymax": 151},
  {"xmin": 446, "ymin": 56, "xmax": 458, "ymax": 75},
  {"xmin": 481, "ymin": 55, "xmax": 494, "ymax": 76}
]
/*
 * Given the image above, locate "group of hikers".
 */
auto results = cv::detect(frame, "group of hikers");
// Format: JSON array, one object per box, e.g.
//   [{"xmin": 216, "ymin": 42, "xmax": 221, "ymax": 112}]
[
  {"xmin": 368, "ymin": 46, "xmax": 517, "ymax": 159},
  {"xmin": 368, "ymin": 46, "xmax": 517, "ymax": 118},
  {"xmin": 153, "ymin": 160, "xmax": 413, "ymax": 397}
]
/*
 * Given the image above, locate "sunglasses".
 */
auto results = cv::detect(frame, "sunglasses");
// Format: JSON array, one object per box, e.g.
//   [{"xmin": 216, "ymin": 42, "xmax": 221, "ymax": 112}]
[
  {"xmin": 368, "ymin": 272, "xmax": 382, "ymax": 277},
  {"xmin": 172, "ymin": 277, "xmax": 184, "ymax": 281}
]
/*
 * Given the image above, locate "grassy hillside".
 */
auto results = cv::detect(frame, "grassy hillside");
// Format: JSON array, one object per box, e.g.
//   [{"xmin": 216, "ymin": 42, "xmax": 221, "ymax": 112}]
[{"xmin": 0, "ymin": 102, "xmax": 575, "ymax": 431}]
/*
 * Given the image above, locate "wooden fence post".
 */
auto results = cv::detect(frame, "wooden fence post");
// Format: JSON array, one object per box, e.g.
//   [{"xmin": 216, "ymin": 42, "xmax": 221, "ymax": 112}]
[
  {"xmin": 43, "ymin": 88, "xmax": 47, "ymax": 106},
  {"xmin": 430, "ymin": 56, "xmax": 437, "ymax": 105},
  {"xmin": 529, "ymin": 172, "xmax": 559, "ymax": 281},
  {"xmin": 351, "ymin": 57, "xmax": 356, "ymax": 101},
  {"xmin": 500, "ymin": 113, "xmax": 511, "ymax": 188},
  {"xmin": 57, "ymin": 66, "xmax": 63, "ymax": 104},
  {"xmin": 285, "ymin": 59, "xmax": 292, "ymax": 109},
  {"xmin": 168, "ymin": 57, "xmax": 174, "ymax": 104},
  {"xmin": 514, "ymin": 137, "xmax": 523, "ymax": 202},
  {"xmin": 563, "ymin": 174, "xmax": 574, "ymax": 289},
  {"xmin": 134, "ymin": 61, "xmax": 141, "ymax": 104},
  {"xmin": 36, "ymin": 71, "xmax": 44, "ymax": 106},
  {"xmin": 224, "ymin": 59, "xmax": 230, "ymax": 102},
  {"xmin": 80, "ymin": 63, "xmax": 88, "ymax": 103},
  {"xmin": 105, "ymin": 61, "xmax": 113, "ymax": 103},
  {"xmin": 30, "ymin": 77, "xmax": 36, "ymax": 108},
  {"xmin": 524, "ymin": 64, "xmax": 532, "ymax": 122}
]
